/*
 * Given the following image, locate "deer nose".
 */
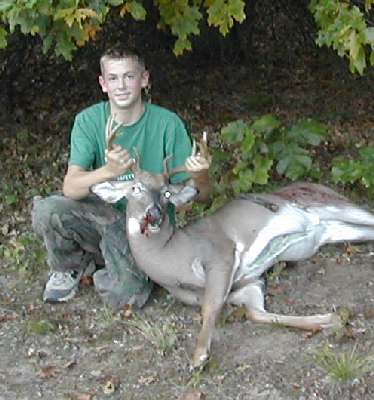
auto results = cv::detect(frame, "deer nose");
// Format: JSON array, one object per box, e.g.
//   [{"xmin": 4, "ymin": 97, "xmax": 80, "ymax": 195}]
[{"xmin": 146, "ymin": 204, "xmax": 162, "ymax": 225}]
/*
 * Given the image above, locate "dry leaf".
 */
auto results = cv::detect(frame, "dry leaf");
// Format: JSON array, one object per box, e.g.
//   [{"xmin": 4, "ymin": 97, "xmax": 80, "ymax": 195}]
[
  {"xmin": 70, "ymin": 394, "xmax": 93, "ymax": 400},
  {"xmin": 178, "ymin": 389, "xmax": 206, "ymax": 400},
  {"xmin": 64, "ymin": 359, "xmax": 77, "ymax": 369},
  {"xmin": 137, "ymin": 374, "xmax": 158, "ymax": 385},
  {"xmin": 122, "ymin": 304, "xmax": 133, "ymax": 319},
  {"xmin": 80, "ymin": 275, "xmax": 94, "ymax": 286},
  {"xmin": 303, "ymin": 328, "xmax": 322, "ymax": 339},
  {"xmin": 0, "ymin": 313, "xmax": 18, "ymax": 322},
  {"xmin": 102, "ymin": 376, "xmax": 120, "ymax": 395},
  {"xmin": 37, "ymin": 365, "xmax": 58, "ymax": 379}
]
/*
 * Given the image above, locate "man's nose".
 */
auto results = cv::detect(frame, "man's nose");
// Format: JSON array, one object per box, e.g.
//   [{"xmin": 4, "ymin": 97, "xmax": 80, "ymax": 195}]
[{"xmin": 118, "ymin": 78, "xmax": 127, "ymax": 89}]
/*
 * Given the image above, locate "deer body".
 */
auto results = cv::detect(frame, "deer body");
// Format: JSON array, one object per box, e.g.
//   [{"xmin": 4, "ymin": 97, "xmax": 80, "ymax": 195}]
[{"xmin": 93, "ymin": 176, "xmax": 374, "ymax": 368}]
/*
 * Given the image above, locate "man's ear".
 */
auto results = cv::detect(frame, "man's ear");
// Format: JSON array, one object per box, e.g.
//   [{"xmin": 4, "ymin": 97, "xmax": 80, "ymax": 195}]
[
  {"xmin": 91, "ymin": 181, "xmax": 133, "ymax": 203},
  {"xmin": 99, "ymin": 75, "xmax": 108, "ymax": 93},
  {"xmin": 141, "ymin": 70, "xmax": 150, "ymax": 89}
]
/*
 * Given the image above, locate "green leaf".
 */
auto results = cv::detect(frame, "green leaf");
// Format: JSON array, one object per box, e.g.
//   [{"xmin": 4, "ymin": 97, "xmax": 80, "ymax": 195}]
[
  {"xmin": 349, "ymin": 29, "xmax": 360, "ymax": 61},
  {"xmin": 0, "ymin": 26, "xmax": 8, "ymax": 48},
  {"xmin": 276, "ymin": 156, "xmax": 290, "ymax": 176},
  {"xmin": 221, "ymin": 120, "xmax": 249, "ymax": 144},
  {"xmin": 0, "ymin": 0, "xmax": 13, "ymax": 12},
  {"xmin": 295, "ymin": 154, "xmax": 312, "ymax": 169},
  {"xmin": 363, "ymin": 27, "xmax": 374, "ymax": 43},
  {"xmin": 236, "ymin": 168, "xmax": 254, "ymax": 193},
  {"xmin": 359, "ymin": 146, "xmax": 374, "ymax": 163},
  {"xmin": 42, "ymin": 34, "xmax": 54, "ymax": 54},
  {"xmin": 253, "ymin": 156, "xmax": 273, "ymax": 184},
  {"xmin": 126, "ymin": 1, "xmax": 146, "ymax": 20},
  {"xmin": 251, "ymin": 114, "xmax": 281, "ymax": 135},
  {"xmin": 173, "ymin": 36, "xmax": 192, "ymax": 56},
  {"xmin": 108, "ymin": 0, "xmax": 125, "ymax": 5},
  {"xmin": 55, "ymin": 35, "xmax": 76, "ymax": 60},
  {"xmin": 331, "ymin": 158, "xmax": 362, "ymax": 184},
  {"xmin": 288, "ymin": 119, "xmax": 328, "ymax": 146},
  {"xmin": 206, "ymin": 0, "xmax": 245, "ymax": 36},
  {"xmin": 370, "ymin": 50, "xmax": 374, "ymax": 66},
  {"xmin": 240, "ymin": 131, "xmax": 256, "ymax": 153}
]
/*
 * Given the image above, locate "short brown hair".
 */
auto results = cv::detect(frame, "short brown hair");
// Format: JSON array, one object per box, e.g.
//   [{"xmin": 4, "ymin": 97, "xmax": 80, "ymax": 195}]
[{"xmin": 100, "ymin": 46, "xmax": 147, "ymax": 75}]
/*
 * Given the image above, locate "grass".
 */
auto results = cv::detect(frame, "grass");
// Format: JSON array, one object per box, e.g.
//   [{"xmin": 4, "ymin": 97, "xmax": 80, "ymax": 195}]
[
  {"xmin": 123, "ymin": 314, "xmax": 179, "ymax": 356},
  {"xmin": 311, "ymin": 344, "xmax": 373, "ymax": 382},
  {"xmin": 0, "ymin": 233, "xmax": 47, "ymax": 275},
  {"xmin": 26, "ymin": 319, "xmax": 57, "ymax": 335}
]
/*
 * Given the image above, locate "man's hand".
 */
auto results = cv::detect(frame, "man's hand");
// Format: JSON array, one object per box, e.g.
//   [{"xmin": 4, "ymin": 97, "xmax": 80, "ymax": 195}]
[
  {"xmin": 105, "ymin": 144, "xmax": 134, "ymax": 178},
  {"xmin": 185, "ymin": 154, "xmax": 211, "ymax": 173},
  {"xmin": 184, "ymin": 141, "xmax": 212, "ymax": 203}
]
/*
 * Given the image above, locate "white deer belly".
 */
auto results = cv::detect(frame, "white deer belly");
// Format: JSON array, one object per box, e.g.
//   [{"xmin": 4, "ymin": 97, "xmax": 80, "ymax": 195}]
[{"xmin": 234, "ymin": 204, "xmax": 323, "ymax": 281}]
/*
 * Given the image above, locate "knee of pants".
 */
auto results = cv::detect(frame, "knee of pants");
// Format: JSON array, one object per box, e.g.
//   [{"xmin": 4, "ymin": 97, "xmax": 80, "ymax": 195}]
[{"xmin": 31, "ymin": 194, "xmax": 68, "ymax": 235}]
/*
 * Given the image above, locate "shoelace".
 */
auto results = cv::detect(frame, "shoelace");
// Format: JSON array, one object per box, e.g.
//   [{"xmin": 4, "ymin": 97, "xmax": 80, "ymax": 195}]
[{"xmin": 50, "ymin": 271, "xmax": 75, "ymax": 285}]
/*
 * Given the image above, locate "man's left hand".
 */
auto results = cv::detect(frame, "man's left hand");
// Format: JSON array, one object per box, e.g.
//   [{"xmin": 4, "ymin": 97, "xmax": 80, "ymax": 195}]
[{"xmin": 185, "ymin": 154, "xmax": 211, "ymax": 173}]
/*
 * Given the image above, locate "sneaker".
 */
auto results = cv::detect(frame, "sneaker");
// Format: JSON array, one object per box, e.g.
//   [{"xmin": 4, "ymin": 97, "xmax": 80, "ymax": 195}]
[{"xmin": 43, "ymin": 270, "xmax": 83, "ymax": 303}]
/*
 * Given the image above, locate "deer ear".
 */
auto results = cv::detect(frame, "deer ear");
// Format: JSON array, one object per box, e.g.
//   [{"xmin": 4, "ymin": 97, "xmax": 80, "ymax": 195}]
[
  {"xmin": 91, "ymin": 181, "xmax": 133, "ymax": 203},
  {"xmin": 167, "ymin": 185, "xmax": 198, "ymax": 207}
]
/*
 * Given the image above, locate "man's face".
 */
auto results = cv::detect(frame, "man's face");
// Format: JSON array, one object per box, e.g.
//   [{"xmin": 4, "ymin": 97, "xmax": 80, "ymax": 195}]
[{"xmin": 99, "ymin": 57, "xmax": 149, "ymax": 110}]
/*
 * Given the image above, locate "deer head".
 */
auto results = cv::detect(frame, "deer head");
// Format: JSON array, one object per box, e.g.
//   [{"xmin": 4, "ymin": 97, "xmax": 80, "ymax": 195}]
[{"xmin": 91, "ymin": 158, "xmax": 199, "ymax": 235}]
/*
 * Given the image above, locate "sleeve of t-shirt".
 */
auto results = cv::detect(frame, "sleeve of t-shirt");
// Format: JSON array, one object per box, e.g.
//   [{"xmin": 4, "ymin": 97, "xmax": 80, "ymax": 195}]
[
  {"xmin": 164, "ymin": 115, "xmax": 192, "ymax": 184},
  {"xmin": 69, "ymin": 111, "xmax": 97, "ymax": 170}
]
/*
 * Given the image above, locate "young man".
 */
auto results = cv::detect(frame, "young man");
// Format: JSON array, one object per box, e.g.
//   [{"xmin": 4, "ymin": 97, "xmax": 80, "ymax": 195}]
[{"xmin": 32, "ymin": 47, "xmax": 211, "ymax": 310}]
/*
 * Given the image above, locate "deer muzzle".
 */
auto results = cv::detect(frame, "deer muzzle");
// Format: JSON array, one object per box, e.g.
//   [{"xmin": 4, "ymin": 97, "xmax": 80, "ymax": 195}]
[{"xmin": 140, "ymin": 204, "xmax": 163, "ymax": 235}]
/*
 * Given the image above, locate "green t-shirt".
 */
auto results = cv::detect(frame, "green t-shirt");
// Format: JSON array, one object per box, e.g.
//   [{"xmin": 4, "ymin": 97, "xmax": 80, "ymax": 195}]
[{"xmin": 69, "ymin": 101, "xmax": 193, "ymax": 215}]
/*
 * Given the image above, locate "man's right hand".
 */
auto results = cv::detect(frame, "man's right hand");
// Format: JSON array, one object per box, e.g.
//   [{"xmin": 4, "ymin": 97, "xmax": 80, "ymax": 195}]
[
  {"xmin": 63, "ymin": 145, "xmax": 134, "ymax": 200},
  {"xmin": 105, "ymin": 144, "xmax": 134, "ymax": 178}
]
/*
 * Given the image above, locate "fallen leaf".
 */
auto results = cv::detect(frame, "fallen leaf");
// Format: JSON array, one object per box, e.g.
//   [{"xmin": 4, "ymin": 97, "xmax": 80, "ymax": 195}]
[
  {"xmin": 303, "ymin": 328, "xmax": 322, "ymax": 339},
  {"xmin": 137, "ymin": 374, "xmax": 158, "ymax": 385},
  {"xmin": 364, "ymin": 307, "xmax": 374, "ymax": 319},
  {"xmin": 0, "ymin": 313, "xmax": 18, "ymax": 322},
  {"xmin": 102, "ymin": 376, "xmax": 120, "ymax": 395},
  {"xmin": 70, "ymin": 394, "xmax": 93, "ymax": 400},
  {"xmin": 122, "ymin": 303, "xmax": 133, "ymax": 319},
  {"xmin": 37, "ymin": 365, "xmax": 58, "ymax": 379},
  {"xmin": 80, "ymin": 275, "xmax": 94, "ymax": 286},
  {"xmin": 64, "ymin": 359, "xmax": 77, "ymax": 369},
  {"xmin": 178, "ymin": 389, "xmax": 206, "ymax": 400}
]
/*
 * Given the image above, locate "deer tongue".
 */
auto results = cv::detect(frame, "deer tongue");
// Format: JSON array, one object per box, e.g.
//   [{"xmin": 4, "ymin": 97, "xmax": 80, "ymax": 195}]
[{"xmin": 140, "ymin": 205, "xmax": 163, "ymax": 236}]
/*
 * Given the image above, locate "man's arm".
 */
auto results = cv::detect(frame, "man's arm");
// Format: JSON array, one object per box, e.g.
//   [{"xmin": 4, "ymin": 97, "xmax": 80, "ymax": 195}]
[{"xmin": 63, "ymin": 145, "xmax": 134, "ymax": 200}]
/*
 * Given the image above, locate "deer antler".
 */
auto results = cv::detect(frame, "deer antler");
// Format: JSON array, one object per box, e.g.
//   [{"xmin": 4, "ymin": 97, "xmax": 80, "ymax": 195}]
[
  {"xmin": 166, "ymin": 131, "xmax": 211, "ymax": 180},
  {"xmin": 106, "ymin": 115, "xmax": 123, "ymax": 151}
]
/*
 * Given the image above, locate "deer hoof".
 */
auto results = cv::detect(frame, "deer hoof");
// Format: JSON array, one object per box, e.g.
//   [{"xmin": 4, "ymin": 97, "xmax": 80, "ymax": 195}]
[
  {"xmin": 322, "ymin": 312, "xmax": 342, "ymax": 329},
  {"xmin": 191, "ymin": 351, "xmax": 210, "ymax": 371}
]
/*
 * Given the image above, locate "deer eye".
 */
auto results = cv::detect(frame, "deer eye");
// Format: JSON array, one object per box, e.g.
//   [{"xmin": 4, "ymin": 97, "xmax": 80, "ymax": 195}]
[{"xmin": 132, "ymin": 184, "xmax": 142, "ymax": 195}]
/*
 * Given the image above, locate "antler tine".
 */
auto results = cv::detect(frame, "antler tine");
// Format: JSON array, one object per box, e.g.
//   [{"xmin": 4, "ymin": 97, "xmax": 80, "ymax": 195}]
[
  {"xmin": 130, "ymin": 147, "xmax": 140, "ymax": 174},
  {"xmin": 106, "ymin": 114, "xmax": 123, "ymax": 151},
  {"xmin": 167, "ymin": 132, "xmax": 211, "ymax": 179},
  {"xmin": 198, "ymin": 131, "xmax": 210, "ymax": 161}
]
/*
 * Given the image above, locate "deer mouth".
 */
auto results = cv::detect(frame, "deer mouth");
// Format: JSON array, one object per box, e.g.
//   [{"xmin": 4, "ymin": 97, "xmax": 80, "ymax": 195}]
[{"xmin": 140, "ymin": 205, "xmax": 163, "ymax": 235}]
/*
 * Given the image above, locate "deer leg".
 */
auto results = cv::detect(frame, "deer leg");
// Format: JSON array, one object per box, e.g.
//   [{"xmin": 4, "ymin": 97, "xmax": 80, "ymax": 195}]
[
  {"xmin": 166, "ymin": 285, "xmax": 204, "ymax": 306},
  {"xmin": 192, "ymin": 266, "xmax": 232, "ymax": 369},
  {"xmin": 229, "ymin": 279, "xmax": 341, "ymax": 331}
]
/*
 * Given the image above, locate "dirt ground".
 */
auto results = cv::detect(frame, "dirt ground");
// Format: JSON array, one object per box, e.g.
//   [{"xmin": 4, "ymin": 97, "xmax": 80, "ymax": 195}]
[
  {"xmin": 1, "ymin": 37, "xmax": 374, "ymax": 399},
  {"xmin": 1, "ymin": 243, "xmax": 374, "ymax": 399}
]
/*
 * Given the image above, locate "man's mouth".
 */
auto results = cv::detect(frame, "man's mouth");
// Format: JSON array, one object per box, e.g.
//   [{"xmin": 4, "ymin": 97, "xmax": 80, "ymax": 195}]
[{"xmin": 115, "ymin": 93, "xmax": 130, "ymax": 99}]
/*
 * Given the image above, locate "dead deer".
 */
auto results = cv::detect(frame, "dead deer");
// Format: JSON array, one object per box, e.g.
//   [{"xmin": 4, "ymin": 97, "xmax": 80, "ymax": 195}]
[{"xmin": 92, "ymin": 139, "xmax": 374, "ymax": 369}]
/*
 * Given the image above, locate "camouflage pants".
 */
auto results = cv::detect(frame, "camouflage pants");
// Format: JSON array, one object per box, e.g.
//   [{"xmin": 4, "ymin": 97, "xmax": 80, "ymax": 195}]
[{"xmin": 31, "ymin": 194, "xmax": 153, "ymax": 310}]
